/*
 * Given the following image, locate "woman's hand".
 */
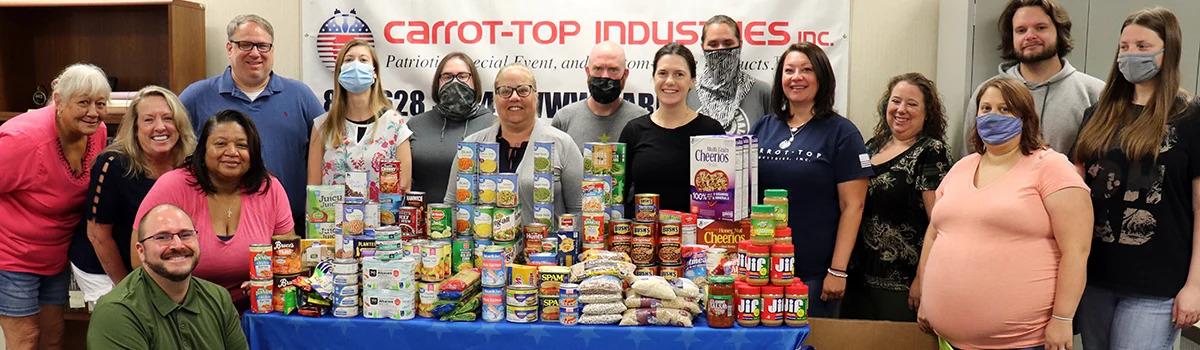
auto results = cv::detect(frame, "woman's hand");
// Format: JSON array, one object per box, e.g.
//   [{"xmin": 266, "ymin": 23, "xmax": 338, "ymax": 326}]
[
  {"xmin": 1174, "ymin": 284, "xmax": 1200, "ymax": 328},
  {"xmin": 908, "ymin": 277, "xmax": 922, "ymax": 311},
  {"xmin": 1044, "ymin": 317, "xmax": 1073, "ymax": 350},
  {"xmin": 821, "ymin": 273, "xmax": 846, "ymax": 301}
]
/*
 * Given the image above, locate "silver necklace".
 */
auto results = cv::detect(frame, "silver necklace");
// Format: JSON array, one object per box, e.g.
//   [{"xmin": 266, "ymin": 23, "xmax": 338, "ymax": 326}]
[{"xmin": 778, "ymin": 122, "xmax": 808, "ymax": 149}]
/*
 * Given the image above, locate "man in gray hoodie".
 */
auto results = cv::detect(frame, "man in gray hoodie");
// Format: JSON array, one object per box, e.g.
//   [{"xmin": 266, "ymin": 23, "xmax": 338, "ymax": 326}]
[{"xmin": 957, "ymin": 0, "xmax": 1103, "ymax": 158}]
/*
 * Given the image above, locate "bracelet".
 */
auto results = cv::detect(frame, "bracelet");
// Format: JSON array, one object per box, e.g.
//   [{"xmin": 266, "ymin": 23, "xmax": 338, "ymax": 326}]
[
  {"xmin": 827, "ymin": 268, "xmax": 848, "ymax": 278},
  {"xmin": 1051, "ymin": 314, "xmax": 1073, "ymax": 322}
]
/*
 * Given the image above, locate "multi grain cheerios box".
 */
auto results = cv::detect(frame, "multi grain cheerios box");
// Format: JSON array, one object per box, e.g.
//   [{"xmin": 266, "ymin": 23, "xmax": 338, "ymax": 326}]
[{"xmin": 690, "ymin": 135, "xmax": 746, "ymax": 221}]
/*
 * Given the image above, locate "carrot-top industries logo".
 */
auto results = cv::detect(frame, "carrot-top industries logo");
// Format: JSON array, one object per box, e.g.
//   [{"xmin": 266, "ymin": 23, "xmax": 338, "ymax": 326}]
[{"xmin": 316, "ymin": 9, "xmax": 375, "ymax": 71}]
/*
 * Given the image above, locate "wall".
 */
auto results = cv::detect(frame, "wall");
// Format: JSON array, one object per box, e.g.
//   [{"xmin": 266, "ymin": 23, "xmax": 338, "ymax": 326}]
[{"xmin": 193, "ymin": 0, "xmax": 941, "ymax": 136}]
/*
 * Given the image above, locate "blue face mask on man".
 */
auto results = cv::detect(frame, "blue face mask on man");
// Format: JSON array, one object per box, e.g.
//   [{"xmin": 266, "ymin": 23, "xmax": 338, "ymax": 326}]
[
  {"xmin": 338, "ymin": 61, "xmax": 376, "ymax": 93},
  {"xmin": 976, "ymin": 113, "xmax": 1023, "ymax": 145}
]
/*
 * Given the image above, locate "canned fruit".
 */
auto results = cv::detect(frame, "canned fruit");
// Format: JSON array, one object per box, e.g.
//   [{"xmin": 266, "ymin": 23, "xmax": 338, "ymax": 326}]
[{"xmin": 427, "ymin": 204, "xmax": 454, "ymax": 239}]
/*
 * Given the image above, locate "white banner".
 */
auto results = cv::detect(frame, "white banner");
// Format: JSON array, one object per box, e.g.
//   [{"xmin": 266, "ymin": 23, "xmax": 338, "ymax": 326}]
[{"xmin": 301, "ymin": 0, "xmax": 850, "ymax": 119}]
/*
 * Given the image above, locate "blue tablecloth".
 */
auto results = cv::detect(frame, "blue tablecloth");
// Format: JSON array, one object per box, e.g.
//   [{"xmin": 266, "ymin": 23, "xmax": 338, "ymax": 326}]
[{"xmin": 243, "ymin": 313, "xmax": 809, "ymax": 350}]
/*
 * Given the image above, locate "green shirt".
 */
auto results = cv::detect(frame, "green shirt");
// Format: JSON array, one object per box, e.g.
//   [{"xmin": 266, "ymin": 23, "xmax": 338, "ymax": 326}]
[{"xmin": 87, "ymin": 268, "xmax": 248, "ymax": 350}]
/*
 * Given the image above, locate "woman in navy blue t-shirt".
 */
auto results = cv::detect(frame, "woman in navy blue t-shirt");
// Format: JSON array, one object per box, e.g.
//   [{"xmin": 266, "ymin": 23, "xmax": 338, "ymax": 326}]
[{"xmin": 750, "ymin": 42, "xmax": 872, "ymax": 317}]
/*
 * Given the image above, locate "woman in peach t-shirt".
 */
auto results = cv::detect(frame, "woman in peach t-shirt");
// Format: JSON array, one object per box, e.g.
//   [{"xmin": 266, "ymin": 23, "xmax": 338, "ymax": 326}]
[{"xmin": 916, "ymin": 78, "xmax": 1092, "ymax": 350}]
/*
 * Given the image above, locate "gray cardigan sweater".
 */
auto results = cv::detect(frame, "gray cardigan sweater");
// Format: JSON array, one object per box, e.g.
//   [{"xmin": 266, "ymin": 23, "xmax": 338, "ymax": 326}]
[{"xmin": 442, "ymin": 118, "xmax": 584, "ymax": 226}]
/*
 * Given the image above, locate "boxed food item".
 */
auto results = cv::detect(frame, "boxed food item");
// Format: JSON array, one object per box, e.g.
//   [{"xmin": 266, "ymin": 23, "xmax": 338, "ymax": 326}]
[
  {"xmin": 690, "ymin": 136, "xmax": 747, "ymax": 221},
  {"xmin": 306, "ymin": 185, "xmax": 343, "ymax": 224},
  {"xmin": 695, "ymin": 218, "xmax": 750, "ymax": 251}
]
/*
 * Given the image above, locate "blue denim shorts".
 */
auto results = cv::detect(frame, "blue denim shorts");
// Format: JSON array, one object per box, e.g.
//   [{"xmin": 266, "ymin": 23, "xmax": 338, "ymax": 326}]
[{"xmin": 0, "ymin": 268, "xmax": 71, "ymax": 317}]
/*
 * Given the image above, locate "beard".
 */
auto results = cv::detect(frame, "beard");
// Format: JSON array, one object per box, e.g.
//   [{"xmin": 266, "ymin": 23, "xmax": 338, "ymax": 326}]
[
  {"xmin": 1016, "ymin": 41, "xmax": 1058, "ymax": 63},
  {"xmin": 146, "ymin": 248, "xmax": 197, "ymax": 282}
]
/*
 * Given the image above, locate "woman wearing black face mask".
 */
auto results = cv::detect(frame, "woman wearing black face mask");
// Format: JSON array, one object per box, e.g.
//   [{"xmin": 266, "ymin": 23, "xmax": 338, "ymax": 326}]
[
  {"xmin": 687, "ymin": 14, "xmax": 772, "ymax": 135},
  {"xmin": 1073, "ymin": 7, "xmax": 1200, "ymax": 348},
  {"xmin": 408, "ymin": 52, "xmax": 497, "ymax": 200}
]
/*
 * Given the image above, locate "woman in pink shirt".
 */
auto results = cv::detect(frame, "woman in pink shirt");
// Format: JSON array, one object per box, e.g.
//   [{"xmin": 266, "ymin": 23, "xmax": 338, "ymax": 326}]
[
  {"xmin": 917, "ymin": 77, "xmax": 1092, "ymax": 350},
  {"xmin": 0, "ymin": 63, "xmax": 110, "ymax": 349},
  {"xmin": 134, "ymin": 109, "xmax": 293, "ymax": 310}
]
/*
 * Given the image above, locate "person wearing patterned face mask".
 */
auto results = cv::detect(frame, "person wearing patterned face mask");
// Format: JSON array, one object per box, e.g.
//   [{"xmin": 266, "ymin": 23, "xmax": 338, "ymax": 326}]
[
  {"xmin": 687, "ymin": 14, "xmax": 772, "ymax": 135},
  {"xmin": 407, "ymin": 53, "xmax": 497, "ymax": 201},
  {"xmin": 307, "ymin": 39, "xmax": 413, "ymax": 200},
  {"xmin": 551, "ymin": 42, "xmax": 647, "ymax": 152}
]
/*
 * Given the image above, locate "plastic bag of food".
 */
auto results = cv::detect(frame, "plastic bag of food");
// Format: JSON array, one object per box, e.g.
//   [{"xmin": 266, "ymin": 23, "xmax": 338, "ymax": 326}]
[
  {"xmin": 569, "ymin": 260, "xmax": 635, "ymax": 282},
  {"xmin": 630, "ymin": 276, "xmax": 676, "ymax": 300},
  {"xmin": 580, "ymin": 250, "xmax": 632, "ymax": 263},
  {"xmin": 439, "ymin": 268, "xmax": 480, "ymax": 293},
  {"xmin": 618, "ymin": 308, "xmax": 693, "ymax": 327},
  {"xmin": 579, "ymin": 275, "xmax": 623, "ymax": 295},
  {"xmin": 579, "ymin": 314, "xmax": 623, "ymax": 325},
  {"xmin": 579, "ymin": 293, "xmax": 623, "ymax": 304},
  {"xmin": 582, "ymin": 302, "xmax": 627, "ymax": 315},
  {"xmin": 623, "ymin": 295, "xmax": 701, "ymax": 315},
  {"xmin": 671, "ymin": 277, "xmax": 701, "ymax": 299}
]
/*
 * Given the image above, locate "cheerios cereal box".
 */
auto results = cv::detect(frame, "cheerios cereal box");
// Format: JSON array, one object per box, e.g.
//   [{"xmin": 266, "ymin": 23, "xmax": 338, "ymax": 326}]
[{"xmin": 690, "ymin": 136, "xmax": 746, "ymax": 221}]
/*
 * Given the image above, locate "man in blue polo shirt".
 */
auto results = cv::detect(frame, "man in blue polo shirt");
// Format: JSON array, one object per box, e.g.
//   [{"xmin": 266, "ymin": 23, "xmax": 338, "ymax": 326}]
[{"xmin": 181, "ymin": 14, "xmax": 324, "ymax": 229}]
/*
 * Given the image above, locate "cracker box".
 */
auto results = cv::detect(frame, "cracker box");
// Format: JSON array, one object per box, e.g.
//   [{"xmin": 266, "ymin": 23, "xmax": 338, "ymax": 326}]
[
  {"xmin": 690, "ymin": 136, "xmax": 746, "ymax": 221},
  {"xmin": 306, "ymin": 185, "xmax": 344, "ymax": 224},
  {"xmin": 696, "ymin": 218, "xmax": 750, "ymax": 251}
]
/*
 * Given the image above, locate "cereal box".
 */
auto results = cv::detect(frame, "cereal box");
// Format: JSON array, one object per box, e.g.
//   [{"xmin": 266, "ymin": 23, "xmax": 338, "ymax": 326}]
[
  {"xmin": 456, "ymin": 142, "xmax": 478, "ymax": 174},
  {"xmin": 477, "ymin": 142, "xmax": 500, "ymax": 174},
  {"xmin": 305, "ymin": 185, "xmax": 343, "ymax": 223},
  {"xmin": 695, "ymin": 218, "xmax": 751, "ymax": 251},
  {"xmin": 532, "ymin": 142, "xmax": 553, "ymax": 173},
  {"xmin": 690, "ymin": 136, "xmax": 745, "ymax": 221},
  {"xmin": 532, "ymin": 172, "xmax": 553, "ymax": 204}
]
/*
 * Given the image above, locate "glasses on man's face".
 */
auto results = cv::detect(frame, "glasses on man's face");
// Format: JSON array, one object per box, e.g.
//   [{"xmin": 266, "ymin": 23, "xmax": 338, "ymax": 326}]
[
  {"xmin": 439, "ymin": 72, "xmax": 472, "ymax": 84},
  {"xmin": 495, "ymin": 85, "xmax": 535, "ymax": 98},
  {"xmin": 139, "ymin": 230, "xmax": 198, "ymax": 244},
  {"xmin": 230, "ymin": 40, "xmax": 274, "ymax": 53}
]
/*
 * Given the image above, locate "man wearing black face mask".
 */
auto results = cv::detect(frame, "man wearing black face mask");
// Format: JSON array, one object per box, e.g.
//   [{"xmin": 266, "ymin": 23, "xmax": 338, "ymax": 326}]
[
  {"xmin": 552, "ymin": 41, "xmax": 647, "ymax": 151},
  {"xmin": 408, "ymin": 52, "xmax": 496, "ymax": 200}
]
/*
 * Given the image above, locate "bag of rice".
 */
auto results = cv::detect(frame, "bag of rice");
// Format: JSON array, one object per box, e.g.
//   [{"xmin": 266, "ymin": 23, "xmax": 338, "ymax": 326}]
[
  {"xmin": 579, "ymin": 275, "xmax": 623, "ymax": 295},
  {"xmin": 579, "ymin": 293, "xmax": 623, "ymax": 304},
  {"xmin": 618, "ymin": 308, "xmax": 693, "ymax": 327},
  {"xmin": 569, "ymin": 260, "xmax": 635, "ymax": 283},
  {"xmin": 630, "ymin": 276, "xmax": 676, "ymax": 300},
  {"xmin": 580, "ymin": 250, "xmax": 631, "ymax": 263},
  {"xmin": 579, "ymin": 314, "xmax": 623, "ymax": 325},
  {"xmin": 582, "ymin": 302, "xmax": 627, "ymax": 315},
  {"xmin": 623, "ymin": 295, "xmax": 701, "ymax": 315}
]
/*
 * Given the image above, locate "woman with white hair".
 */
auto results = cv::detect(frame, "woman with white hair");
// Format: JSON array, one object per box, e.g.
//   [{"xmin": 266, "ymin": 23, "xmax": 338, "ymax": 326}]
[
  {"xmin": 0, "ymin": 63, "xmax": 111, "ymax": 349},
  {"xmin": 68, "ymin": 86, "xmax": 196, "ymax": 308}
]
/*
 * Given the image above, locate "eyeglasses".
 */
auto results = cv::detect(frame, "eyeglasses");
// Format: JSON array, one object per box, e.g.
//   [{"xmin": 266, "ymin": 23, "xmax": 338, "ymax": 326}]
[
  {"xmin": 439, "ymin": 72, "xmax": 472, "ymax": 83},
  {"xmin": 230, "ymin": 40, "xmax": 274, "ymax": 53},
  {"xmin": 495, "ymin": 85, "xmax": 535, "ymax": 98},
  {"xmin": 139, "ymin": 230, "xmax": 198, "ymax": 244}
]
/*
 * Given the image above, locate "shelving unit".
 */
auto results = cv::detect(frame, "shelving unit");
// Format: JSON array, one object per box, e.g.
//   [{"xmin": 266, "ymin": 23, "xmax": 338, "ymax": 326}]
[{"xmin": 0, "ymin": 0, "xmax": 205, "ymax": 125}]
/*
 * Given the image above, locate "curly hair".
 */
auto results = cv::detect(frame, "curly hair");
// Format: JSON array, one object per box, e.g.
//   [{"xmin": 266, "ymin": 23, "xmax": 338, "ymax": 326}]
[{"xmin": 867, "ymin": 73, "xmax": 947, "ymax": 149}]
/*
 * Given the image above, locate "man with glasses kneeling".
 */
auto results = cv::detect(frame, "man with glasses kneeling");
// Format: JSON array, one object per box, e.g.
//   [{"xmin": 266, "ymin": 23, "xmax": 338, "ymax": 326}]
[{"xmin": 87, "ymin": 204, "xmax": 248, "ymax": 350}]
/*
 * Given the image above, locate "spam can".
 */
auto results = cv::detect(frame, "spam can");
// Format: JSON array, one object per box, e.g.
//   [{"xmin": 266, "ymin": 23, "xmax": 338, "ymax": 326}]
[{"xmin": 539, "ymin": 295, "xmax": 560, "ymax": 322}]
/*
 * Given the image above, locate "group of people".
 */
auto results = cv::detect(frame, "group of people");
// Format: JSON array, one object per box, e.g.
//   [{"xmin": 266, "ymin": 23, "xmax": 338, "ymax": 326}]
[{"xmin": 0, "ymin": 2, "xmax": 1197, "ymax": 349}]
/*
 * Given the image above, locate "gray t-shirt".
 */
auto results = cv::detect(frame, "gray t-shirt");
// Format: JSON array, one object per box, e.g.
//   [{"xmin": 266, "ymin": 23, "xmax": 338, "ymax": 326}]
[{"xmin": 550, "ymin": 99, "xmax": 646, "ymax": 152}]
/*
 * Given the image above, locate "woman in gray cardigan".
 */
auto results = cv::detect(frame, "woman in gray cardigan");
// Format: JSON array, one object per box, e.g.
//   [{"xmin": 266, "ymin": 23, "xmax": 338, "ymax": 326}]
[{"xmin": 443, "ymin": 63, "xmax": 583, "ymax": 226}]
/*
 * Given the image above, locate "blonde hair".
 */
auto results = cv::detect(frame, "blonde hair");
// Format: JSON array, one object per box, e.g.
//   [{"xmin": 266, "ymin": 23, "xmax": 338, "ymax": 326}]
[
  {"xmin": 107, "ymin": 86, "xmax": 196, "ymax": 177},
  {"xmin": 320, "ymin": 40, "xmax": 392, "ymax": 147},
  {"xmin": 52, "ymin": 63, "xmax": 111, "ymax": 101}
]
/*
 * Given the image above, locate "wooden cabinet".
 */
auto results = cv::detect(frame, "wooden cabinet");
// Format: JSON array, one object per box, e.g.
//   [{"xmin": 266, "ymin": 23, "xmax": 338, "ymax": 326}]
[{"xmin": 0, "ymin": 0, "xmax": 205, "ymax": 123}]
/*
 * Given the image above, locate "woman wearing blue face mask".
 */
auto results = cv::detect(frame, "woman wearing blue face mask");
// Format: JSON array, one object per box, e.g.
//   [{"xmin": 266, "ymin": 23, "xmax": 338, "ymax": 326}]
[
  {"xmin": 1072, "ymin": 7, "xmax": 1200, "ymax": 349},
  {"xmin": 917, "ymin": 77, "xmax": 1092, "ymax": 350},
  {"xmin": 307, "ymin": 39, "xmax": 413, "ymax": 200}
]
